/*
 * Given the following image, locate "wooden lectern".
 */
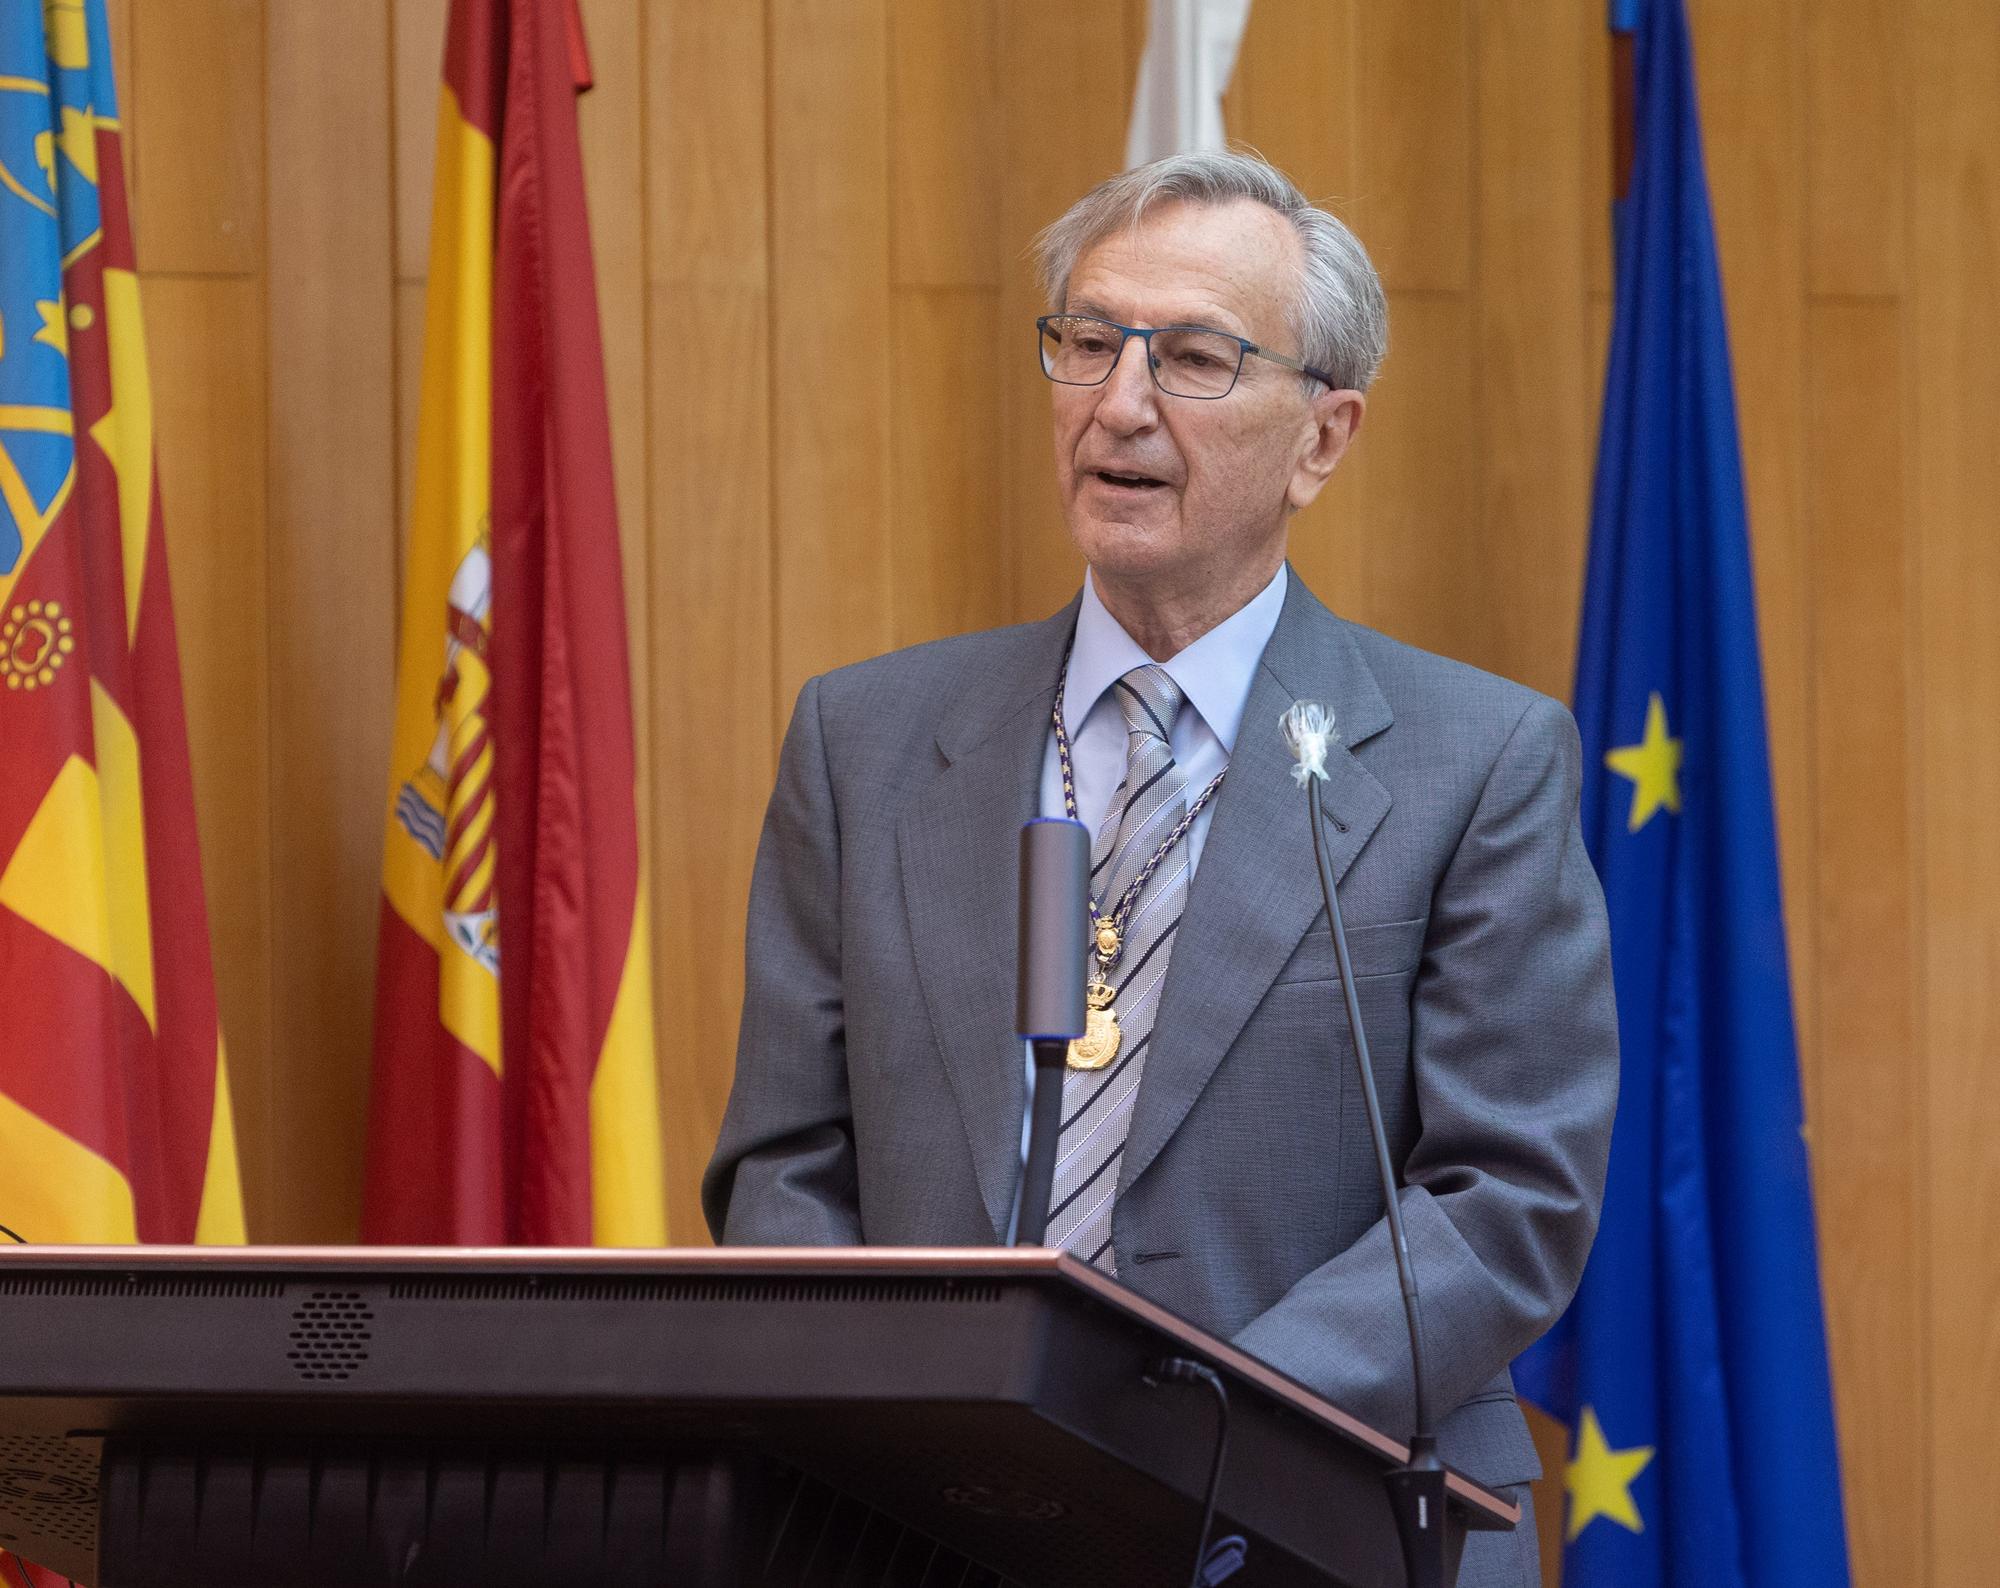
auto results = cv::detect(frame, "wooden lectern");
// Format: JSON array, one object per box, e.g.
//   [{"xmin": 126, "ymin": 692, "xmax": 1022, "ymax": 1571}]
[{"xmin": 0, "ymin": 1246, "xmax": 1516, "ymax": 1586}]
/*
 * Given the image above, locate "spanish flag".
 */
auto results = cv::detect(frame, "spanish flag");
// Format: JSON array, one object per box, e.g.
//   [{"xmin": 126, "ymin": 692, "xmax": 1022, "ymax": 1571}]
[
  {"xmin": 0, "ymin": 2, "xmax": 244, "ymax": 1247},
  {"xmin": 365, "ymin": 0, "xmax": 664, "ymax": 1245}
]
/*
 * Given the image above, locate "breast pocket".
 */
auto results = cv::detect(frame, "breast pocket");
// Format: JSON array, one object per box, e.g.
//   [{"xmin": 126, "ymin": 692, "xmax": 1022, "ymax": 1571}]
[{"xmin": 1271, "ymin": 914, "xmax": 1427, "ymax": 986}]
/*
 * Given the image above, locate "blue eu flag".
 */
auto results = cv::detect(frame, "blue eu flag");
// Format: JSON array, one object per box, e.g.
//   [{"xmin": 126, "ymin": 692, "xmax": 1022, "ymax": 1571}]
[{"xmin": 1511, "ymin": 2, "xmax": 1851, "ymax": 1584}]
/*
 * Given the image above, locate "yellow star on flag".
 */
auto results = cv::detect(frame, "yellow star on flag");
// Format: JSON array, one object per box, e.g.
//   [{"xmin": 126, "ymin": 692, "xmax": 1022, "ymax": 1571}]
[
  {"xmin": 1604, "ymin": 691, "xmax": 1682, "ymax": 831},
  {"xmin": 1565, "ymin": 1405, "xmax": 1655, "ymax": 1542}
]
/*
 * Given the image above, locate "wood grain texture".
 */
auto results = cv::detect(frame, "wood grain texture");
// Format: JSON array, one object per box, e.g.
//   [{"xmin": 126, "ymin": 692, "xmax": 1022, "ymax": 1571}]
[
  {"xmin": 262, "ymin": 0, "xmax": 398, "ymax": 1244},
  {"xmin": 1471, "ymin": 0, "xmax": 1593, "ymax": 703},
  {"xmin": 1806, "ymin": 0, "xmax": 1906, "ymax": 299},
  {"xmin": 1351, "ymin": 0, "xmax": 1471, "ymax": 294},
  {"xmin": 392, "ymin": 0, "xmax": 449, "ymax": 282},
  {"xmin": 129, "ymin": 0, "xmax": 262, "ymax": 277},
  {"xmin": 646, "ymin": 0, "xmax": 774, "ymax": 1246},
  {"xmin": 889, "ymin": 0, "xmax": 998, "ymax": 289},
  {"xmin": 1912, "ymin": 5, "xmax": 2000, "ymax": 1578},
  {"xmin": 1807, "ymin": 298, "xmax": 1926, "ymax": 1588},
  {"xmin": 769, "ymin": 0, "xmax": 894, "ymax": 708},
  {"xmin": 890, "ymin": 288, "xmax": 1005, "ymax": 646}
]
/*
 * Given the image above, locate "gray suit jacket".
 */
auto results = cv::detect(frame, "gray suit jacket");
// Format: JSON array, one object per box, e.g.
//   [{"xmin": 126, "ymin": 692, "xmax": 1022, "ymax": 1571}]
[{"xmin": 704, "ymin": 571, "xmax": 1617, "ymax": 1506}]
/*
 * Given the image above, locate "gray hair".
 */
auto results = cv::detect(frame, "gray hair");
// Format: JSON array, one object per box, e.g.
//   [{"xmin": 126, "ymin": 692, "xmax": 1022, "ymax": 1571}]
[{"xmin": 1033, "ymin": 150, "xmax": 1388, "ymax": 393}]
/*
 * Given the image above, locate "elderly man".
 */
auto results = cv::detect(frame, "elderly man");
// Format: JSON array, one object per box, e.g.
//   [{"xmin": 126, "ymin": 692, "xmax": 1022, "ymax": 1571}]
[{"xmin": 704, "ymin": 151, "xmax": 1617, "ymax": 1588}]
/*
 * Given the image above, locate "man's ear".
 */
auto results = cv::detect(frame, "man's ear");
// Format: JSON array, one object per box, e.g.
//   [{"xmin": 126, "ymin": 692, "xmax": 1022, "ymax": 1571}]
[{"xmin": 1287, "ymin": 389, "xmax": 1366, "ymax": 512}]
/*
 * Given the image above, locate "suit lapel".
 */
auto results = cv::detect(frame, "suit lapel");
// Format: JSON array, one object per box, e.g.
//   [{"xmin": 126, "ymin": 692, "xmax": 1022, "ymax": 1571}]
[
  {"xmin": 1119, "ymin": 576, "xmax": 1395, "ymax": 1196},
  {"xmin": 898, "ymin": 607, "xmax": 1076, "ymax": 1238}
]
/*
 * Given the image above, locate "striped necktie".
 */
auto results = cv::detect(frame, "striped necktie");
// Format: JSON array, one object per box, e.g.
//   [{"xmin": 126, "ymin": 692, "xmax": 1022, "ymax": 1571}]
[{"xmin": 1047, "ymin": 664, "xmax": 1190, "ymax": 1274}]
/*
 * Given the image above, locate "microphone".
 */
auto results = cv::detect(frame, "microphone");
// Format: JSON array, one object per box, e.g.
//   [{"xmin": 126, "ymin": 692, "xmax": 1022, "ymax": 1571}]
[
  {"xmin": 1012, "ymin": 816, "xmax": 1089, "ymax": 1247},
  {"xmin": 1280, "ymin": 701, "xmax": 1450, "ymax": 1588}
]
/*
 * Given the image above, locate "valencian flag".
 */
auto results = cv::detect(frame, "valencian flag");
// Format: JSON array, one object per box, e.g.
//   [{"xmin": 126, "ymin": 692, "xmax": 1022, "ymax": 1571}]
[
  {"xmin": 1512, "ymin": 1, "xmax": 1850, "ymax": 1583},
  {"xmin": 365, "ymin": 0, "xmax": 664, "ymax": 1245},
  {"xmin": 0, "ymin": 2, "xmax": 244, "ymax": 1247}
]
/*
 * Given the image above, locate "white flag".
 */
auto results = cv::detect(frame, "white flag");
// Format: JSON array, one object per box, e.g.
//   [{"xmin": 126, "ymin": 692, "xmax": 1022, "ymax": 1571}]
[{"xmin": 1124, "ymin": 0, "xmax": 1254, "ymax": 168}]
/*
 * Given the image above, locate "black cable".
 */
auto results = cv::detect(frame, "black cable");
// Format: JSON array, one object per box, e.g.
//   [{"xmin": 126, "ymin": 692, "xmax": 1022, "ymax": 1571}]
[
  {"xmin": 0, "ymin": 1223, "xmax": 26, "ymax": 1243},
  {"xmin": 1147, "ymin": 1356, "xmax": 1230, "ymax": 1588}
]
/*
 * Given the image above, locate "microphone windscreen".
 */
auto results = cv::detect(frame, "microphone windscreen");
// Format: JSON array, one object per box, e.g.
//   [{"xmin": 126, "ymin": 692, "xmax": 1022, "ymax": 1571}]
[{"xmin": 1016, "ymin": 818, "xmax": 1089, "ymax": 1040}]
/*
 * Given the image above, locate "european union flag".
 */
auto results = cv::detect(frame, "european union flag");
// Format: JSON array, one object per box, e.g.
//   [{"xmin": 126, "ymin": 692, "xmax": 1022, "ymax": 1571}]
[{"xmin": 1510, "ymin": 3, "xmax": 1852, "ymax": 1584}]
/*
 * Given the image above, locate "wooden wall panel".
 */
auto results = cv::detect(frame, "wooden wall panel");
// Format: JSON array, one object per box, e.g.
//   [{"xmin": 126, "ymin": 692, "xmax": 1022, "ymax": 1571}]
[
  {"xmin": 1351, "ymin": 294, "xmax": 1480, "ymax": 663},
  {"xmin": 889, "ymin": 3, "xmax": 1004, "ymax": 646},
  {"xmin": 1351, "ymin": 2, "xmax": 1471, "ymax": 294},
  {"xmin": 769, "ymin": 0, "xmax": 894, "ymax": 709},
  {"xmin": 1913, "ymin": 5, "xmax": 2000, "ymax": 1579},
  {"xmin": 1471, "ymin": 0, "xmax": 1594, "ymax": 703},
  {"xmin": 261, "ymin": 0, "xmax": 398, "ymax": 1244},
  {"xmin": 1807, "ymin": 299, "xmax": 1927, "ymax": 1588},
  {"xmin": 1806, "ymin": 0, "xmax": 1906, "ymax": 299},
  {"xmin": 890, "ymin": 294, "xmax": 1006, "ymax": 646},
  {"xmin": 646, "ymin": 0, "xmax": 774, "ymax": 1244},
  {"xmin": 128, "ymin": 0, "xmax": 261, "ymax": 277},
  {"xmin": 107, "ymin": 3, "xmax": 1998, "ymax": 1573}
]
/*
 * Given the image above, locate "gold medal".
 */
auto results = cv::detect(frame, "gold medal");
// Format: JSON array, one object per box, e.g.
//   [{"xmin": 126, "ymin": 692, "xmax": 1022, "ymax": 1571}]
[
  {"xmin": 1067, "ymin": 981, "xmax": 1121, "ymax": 1070},
  {"xmin": 1093, "ymin": 918, "xmax": 1121, "ymax": 960}
]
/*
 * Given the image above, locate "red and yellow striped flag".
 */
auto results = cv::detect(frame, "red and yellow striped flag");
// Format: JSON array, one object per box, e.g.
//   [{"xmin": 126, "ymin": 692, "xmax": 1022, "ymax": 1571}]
[
  {"xmin": 0, "ymin": 1, "xmax": 244, "ymax": 1246},
  {"xmin": 364, "ymin": 0, "xmax": 664, "ymax": 1245}
]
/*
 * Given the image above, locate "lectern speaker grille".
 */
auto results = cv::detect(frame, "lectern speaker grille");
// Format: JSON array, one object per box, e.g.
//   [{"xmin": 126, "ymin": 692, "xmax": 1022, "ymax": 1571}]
[{"xmin": 286, "ymin": 1290, "xmax": 375, "ymax": 1380}]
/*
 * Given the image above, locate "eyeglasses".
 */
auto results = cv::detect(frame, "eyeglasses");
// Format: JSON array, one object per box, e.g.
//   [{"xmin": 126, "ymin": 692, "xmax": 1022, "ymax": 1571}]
[{"xmin": 1036, "ymin": 313, "xmax": 1338, "ymax": 400}]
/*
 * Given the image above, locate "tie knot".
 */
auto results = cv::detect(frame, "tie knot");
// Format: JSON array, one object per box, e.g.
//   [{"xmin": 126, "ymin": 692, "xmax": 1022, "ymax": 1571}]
[{"xmin": 1114, "ymin": 664, "xmax": 1183, "ymax": 744}]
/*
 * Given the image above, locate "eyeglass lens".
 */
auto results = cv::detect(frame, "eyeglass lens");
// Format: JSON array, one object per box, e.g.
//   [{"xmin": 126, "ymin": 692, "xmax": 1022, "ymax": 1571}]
[{"xmin": 1039, "ymin": 315, "xmax": 1245, "ymax": 398}]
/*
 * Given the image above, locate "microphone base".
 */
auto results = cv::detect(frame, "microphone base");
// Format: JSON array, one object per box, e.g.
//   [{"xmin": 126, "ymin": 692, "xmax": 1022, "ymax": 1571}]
[{"xmin": 1383, "ymin": 1437, "xmax": 1456, "ymax": 1588}]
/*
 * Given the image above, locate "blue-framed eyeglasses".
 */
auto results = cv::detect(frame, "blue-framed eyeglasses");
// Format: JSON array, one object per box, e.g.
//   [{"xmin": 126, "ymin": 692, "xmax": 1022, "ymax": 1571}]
[{"xmin": 1036, "ymin": 313, "xmax": 1339, "ymax": 400}]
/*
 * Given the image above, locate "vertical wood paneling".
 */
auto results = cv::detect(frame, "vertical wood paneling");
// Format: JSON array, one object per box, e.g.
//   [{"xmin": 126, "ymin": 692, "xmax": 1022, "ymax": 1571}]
[
  {"xmin": 769, "ymin": 0, "xmax": 893, "ymax": 707},
  {"xmin": 1351, "ymin": 2, "xmax": 1472, "ymax": 294},
  {"xmin": 1351, "ymin": 294, "xmax": 1481, "ymax": 663},
  {"xmin": 889, "ymin": 3, "xmax": 1003, "ymax": 646},
  {"xmin": 1471, "ymin": 0, "xmax": 1593, "ymax": 703},
  {"xmin": 1913, "ymin": 5, "xmax": 2000, "ymax": 1579},
  {"xmin": 262, "ymin": 0, "xmax": 397, "ymax": 1243},
  {"xmin": 889, "ymin": 3, "xmax": 998, "ymax": 290},
  {"xmin": 128, "ymin": 0, "xmax": 262, "ymax": 276},
  {"xmin": 147, "ymin": 277, "xmax": 274, "ymax": 1231},
  {"xmin": 890, "ymin": 292, "xmax": 1005, "ymax": 645},
  {"xmin": 647, "ymin": 0, "xmax": 774, "ymax": 1245},
  {"xmin": 1806, "ymin": 0, "xmax": 1906, "ymax": 299},
  {"xmin": 392, "ymin": 0, "xmax": 449, "ymax": 284},
  {"xmin": 1807, "ymin": 299, "xmax": 1927, "ymax": 1588}
]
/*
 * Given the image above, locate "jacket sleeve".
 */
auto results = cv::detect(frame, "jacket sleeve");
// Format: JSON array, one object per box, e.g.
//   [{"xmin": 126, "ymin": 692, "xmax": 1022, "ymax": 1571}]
[
  {"xmin": 700, "ymin": 676, "xmax": 865, "ymax": 1244},
  {"xmin": 1231, "ymin": 693, "xmax": 1618, "ymax": 1437}
]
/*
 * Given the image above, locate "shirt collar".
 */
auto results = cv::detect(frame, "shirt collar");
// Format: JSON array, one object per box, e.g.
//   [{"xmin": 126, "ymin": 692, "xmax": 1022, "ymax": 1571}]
[{"xmin": 1063, "ymin": 563, "xmax": 1288, "ymax": 752}]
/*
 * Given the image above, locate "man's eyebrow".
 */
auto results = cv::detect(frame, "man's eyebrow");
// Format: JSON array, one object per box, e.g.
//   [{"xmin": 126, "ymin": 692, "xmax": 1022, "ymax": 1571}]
[{"xmin": 1062, "ymin": 300, "xmax": 1238, "ymax": 336}]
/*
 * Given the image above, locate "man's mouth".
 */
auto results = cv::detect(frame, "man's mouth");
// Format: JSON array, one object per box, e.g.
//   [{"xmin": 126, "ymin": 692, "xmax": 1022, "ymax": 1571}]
[{"xmin": 1092, "ymin": 469, "xmax": 1169, "ymax": 490}]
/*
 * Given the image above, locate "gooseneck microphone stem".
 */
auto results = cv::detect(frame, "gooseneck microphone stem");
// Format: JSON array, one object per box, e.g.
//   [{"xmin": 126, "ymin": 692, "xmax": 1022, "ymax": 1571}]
[
  {"xmin": 1015, "ymin": 1040, "xmax": 1069, "ymax": 1246},
  {"xmin": 1291, "ymin": 728, "xmax": 1449, "ymax": 1588},
  {"xmin": 1304, "ymin": 778, "xmax": 1436, "ymax": 1451}
]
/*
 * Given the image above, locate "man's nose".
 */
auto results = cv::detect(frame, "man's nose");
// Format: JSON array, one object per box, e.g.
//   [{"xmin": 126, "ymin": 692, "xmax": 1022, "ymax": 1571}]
[{"xmin": 1093, "ymin": 334, "xmax": 1161, "ymax": 430}]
